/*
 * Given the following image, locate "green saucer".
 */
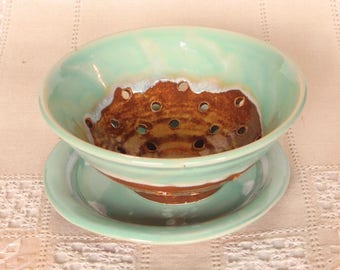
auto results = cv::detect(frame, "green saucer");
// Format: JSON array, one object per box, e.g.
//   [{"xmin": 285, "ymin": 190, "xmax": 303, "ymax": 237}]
[{"xmin": 44, "ymin": 142, "xmax": 289, "ymax": 244}]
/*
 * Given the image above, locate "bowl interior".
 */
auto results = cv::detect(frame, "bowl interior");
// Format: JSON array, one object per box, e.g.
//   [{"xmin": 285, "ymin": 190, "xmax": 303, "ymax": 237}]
[
  {"xmin": 85, "ymin": 80, "xmax": 263, "ymax": 158},
  {"xmin": 41, "ymin": 27, "xmax": 304, "ymax": 154}
]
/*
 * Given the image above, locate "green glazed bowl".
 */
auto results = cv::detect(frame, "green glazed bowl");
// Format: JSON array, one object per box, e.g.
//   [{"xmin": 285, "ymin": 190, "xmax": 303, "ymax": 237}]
[{"xmin": 39, "ymin": 26, "xmax": 306, "ymax": 204}]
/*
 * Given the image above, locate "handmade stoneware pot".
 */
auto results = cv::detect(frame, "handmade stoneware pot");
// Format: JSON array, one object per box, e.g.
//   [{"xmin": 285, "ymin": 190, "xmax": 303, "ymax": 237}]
[{"xmin": 39, "ymin": 27, "xmax": 306, "ymax": 204}]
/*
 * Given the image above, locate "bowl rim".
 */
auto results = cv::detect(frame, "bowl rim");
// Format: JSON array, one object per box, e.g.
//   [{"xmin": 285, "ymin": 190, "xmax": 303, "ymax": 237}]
[{"xmin": 39, "ymin": 26, "xmax": 307, "ymax": 169}]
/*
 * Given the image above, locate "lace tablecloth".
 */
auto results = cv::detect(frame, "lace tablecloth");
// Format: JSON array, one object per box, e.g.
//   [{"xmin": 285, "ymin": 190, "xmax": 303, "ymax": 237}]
[{"xmin": 1, "ymin": 0, "xmax": 339, "ymax": 269}]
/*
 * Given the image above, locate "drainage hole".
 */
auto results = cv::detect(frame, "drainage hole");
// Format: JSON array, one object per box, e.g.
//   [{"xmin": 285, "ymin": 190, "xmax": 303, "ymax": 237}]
[
  {"xmin": 116, "ymin": 146, "xmax": 127, "ymax": 154},
  {"xmin": 85, "ymin": 118, "xmax": 93, "ymax": 129},
  {"xmin": 145, "ymin": 141, "xmax": 157, "ymax": 152},
  {"xmin": 111, "ymin": 119, "xmax": 120, "ymax": 129},
  {"xmin": 209, "ymin": 125, "xmax": 220, "ymax": 134},
  {"xmin": 199, "ymin": 102, "xmax": 209, "ymax": 112},
  {"xmin": 193, "ymin": 138, "xmax": 206, "ymax": 150},
  {"xmin": 151, "ymin": 101, "xmax": 162, "ymax": 112},
  {"xmin": 121, "ymin": 87, "xmax": 132, "ymax": 100},
  {"xmin": 234, "ymin": 96, "xmax": 246, "ymax": 107},
  {"xmin": 137, "ymin": 124, "xmax": 148, "ymax": 135},
  {"xmin": 177, "ymin": 81, "xmax": 189, "ymax": 92},
  {"xmin": 169, "ymin": 119, "xmax": 180, "ymax": 129},
  {"xmin": 237, "ymin": 125, "xmax": 248, "ymax": 135}
]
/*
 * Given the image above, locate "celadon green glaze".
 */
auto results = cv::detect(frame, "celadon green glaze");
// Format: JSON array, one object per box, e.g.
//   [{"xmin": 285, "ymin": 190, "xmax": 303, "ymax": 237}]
[
  {"xmin": 44, "ymin": 141, "xmax": 289, "ymax": 244},
  {"xmin": 39, "ymin": 26, "xmax": 306, "ymax": 187}
]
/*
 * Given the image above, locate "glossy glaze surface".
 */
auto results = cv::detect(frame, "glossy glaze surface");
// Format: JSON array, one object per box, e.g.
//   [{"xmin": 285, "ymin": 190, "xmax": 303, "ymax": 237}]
[
  {"xmin": 86, "ymin": 80, "xmax": 262, "ymax": 158},
  {"xmin": 40, "ymin": 26, "xmax": 305, "ymax": 188},
  {"xmin": 44, "ymin": 142, "xmax": 289, "ymax": 244}
]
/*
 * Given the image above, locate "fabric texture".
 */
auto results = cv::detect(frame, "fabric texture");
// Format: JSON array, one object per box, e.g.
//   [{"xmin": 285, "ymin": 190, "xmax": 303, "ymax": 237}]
[{"xmin": 0, "ymin": 0, "xmax": 339, "ymax": 269}]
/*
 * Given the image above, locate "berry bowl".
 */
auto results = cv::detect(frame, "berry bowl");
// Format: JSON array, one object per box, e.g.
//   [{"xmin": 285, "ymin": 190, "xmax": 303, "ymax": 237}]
[{"xmin": 39, "ymin": 27, "xmax": 306, "ymax": 205}]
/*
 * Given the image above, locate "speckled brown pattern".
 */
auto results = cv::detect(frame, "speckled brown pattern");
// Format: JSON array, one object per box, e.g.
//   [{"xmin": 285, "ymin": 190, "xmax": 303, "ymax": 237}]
[{"xmin": 85, "ymin": 80, "xmax": 262, "ymax": 158}]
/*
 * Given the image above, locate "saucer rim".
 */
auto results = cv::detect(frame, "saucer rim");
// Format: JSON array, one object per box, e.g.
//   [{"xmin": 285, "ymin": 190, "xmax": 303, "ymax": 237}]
[{"xmin": 44, "ymin": 141, "xmax": 290, "ymax": 245}]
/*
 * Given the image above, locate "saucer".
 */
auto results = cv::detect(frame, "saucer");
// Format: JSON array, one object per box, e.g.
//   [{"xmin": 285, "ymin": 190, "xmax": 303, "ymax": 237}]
[{"xmin": 44, "ymin": 142, "xmax": 290, "ymax": 244}]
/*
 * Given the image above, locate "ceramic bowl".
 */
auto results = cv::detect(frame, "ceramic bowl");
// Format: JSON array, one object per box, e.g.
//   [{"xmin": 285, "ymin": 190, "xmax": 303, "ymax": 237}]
[{"xmin": 39, "ymin": 27, "xmax": 306, "ymax": 204}]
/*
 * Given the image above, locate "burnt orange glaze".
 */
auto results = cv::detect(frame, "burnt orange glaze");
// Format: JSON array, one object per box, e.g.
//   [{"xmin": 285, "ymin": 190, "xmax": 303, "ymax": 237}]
[
  {"xmin": 102, "ymin": 167, "xmax": 250, "ymax": 204},
  {"xmin": 85, "ymin": 80, "xmax": 262, "ymax": 158}
]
